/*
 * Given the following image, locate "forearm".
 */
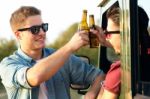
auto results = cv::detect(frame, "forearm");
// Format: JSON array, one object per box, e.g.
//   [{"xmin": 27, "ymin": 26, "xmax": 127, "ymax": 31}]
[
  {"xmin": 27, "ymin": 30, "xmax": 89, "ymax": 86},
  {"xmin": 97, "ymin": 87, "xmax": 104, "ymax": 99},
  {"xmin": 27, "ymin": 43, "xmax": 73, "ymax": 86},
  {"xmin": 99, "ymin": 89, "xmax": 118, "ymax": 99},
  {"xmin": 85, "ymin": 74, "xmax": 105, "ymax": 99}
]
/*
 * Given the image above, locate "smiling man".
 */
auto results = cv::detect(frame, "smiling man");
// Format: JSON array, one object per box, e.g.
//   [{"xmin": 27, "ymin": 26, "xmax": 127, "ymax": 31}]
[{"xmin": 0, "ymin": 6, "xmax": 105, "ymax": 99}]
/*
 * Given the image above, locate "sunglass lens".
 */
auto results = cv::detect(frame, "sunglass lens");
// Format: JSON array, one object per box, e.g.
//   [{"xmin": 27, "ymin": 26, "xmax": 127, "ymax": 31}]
[
  {"xmin": 42, "ymin": 23, "xmax": 48, "ymax": 32},
  {"xmin": 30, "ymin": 26, "xmax": 40, "ymax": 35}
]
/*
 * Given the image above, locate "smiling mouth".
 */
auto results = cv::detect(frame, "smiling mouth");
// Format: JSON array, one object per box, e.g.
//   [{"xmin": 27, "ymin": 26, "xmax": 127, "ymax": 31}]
[{"xmin": 36, "ymin": 36, "xmax": 46, "ymax": 41}]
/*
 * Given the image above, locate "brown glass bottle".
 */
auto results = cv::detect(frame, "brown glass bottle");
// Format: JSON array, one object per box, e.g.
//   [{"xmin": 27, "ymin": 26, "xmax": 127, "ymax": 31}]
[
  {"xmin": 78, "ymin": 10, "xmax": 89, "ymax": 32},
  {"xmin": 89, "ymin": 15, "xmax": 99, "ymax": 48}
]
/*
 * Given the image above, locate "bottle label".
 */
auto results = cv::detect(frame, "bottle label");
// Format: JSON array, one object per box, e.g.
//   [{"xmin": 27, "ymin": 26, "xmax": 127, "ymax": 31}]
[{"xmin": 89, "ymin": 32, "xmax": 99, "ymax": 48}]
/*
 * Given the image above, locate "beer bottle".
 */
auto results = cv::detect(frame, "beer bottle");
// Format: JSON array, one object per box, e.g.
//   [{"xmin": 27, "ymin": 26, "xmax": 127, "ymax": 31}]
[
  {"xmin": 89, "ymin": 14, "xmax": 99, "ymax": 48},
  {"xmin": 78, "ymin": 10, "xmax": 89, "ymax": 32}
]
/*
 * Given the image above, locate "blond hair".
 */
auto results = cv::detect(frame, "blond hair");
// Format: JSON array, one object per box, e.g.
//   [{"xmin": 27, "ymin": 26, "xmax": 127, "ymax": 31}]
[{"xmin": 10, "ymin": 6, "xmax": 41, "ymax": 32}]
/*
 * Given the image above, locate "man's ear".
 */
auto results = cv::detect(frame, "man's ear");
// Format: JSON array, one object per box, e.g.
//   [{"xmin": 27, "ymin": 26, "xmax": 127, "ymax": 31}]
[{"xmin": 15, "ymin": 31, "xmax": 21, "ymax": 40}]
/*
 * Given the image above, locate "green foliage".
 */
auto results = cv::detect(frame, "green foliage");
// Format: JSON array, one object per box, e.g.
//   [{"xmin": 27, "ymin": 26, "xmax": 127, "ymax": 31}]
[
  {"xmin": 0, "ymin": 38, "xmax": 17, "ymax": 61},
  {"xmin": 47, "ymin": 23, "xmax": 99, "ymax": 66},
  {"xmin": 49, "ymin": 23, "xmax": 79, "ymax": 49},
  {"xmin": 74, "ymin": 46, "xmax": 99, "ymax": 66}
]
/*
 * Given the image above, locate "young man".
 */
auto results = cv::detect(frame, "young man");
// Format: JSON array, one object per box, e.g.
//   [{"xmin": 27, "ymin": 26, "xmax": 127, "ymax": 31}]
[
  {"xmin": 96, "ymin": 4, "xmax": 150, "ymax": 99},
  {"xmin": 0, "ymin": 6, "xmax": 104, "ymax": 99},
  {"xmin": 94, "ymin": 5, "xmax": 121, "ymax": 99}
]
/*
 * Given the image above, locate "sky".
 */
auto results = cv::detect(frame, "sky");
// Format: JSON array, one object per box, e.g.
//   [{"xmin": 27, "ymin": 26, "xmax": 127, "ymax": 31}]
[{"xmin": 0, "ymin": 0, "xmax": 149, "ymax": 44}]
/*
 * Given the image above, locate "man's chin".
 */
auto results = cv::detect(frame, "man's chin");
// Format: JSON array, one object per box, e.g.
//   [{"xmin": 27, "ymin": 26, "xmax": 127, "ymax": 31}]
[
  {"xmin": 35, "ymin": 45, "xmax": 45, "ymax": 50},
  {"xmin": 40, "ymin": 45, "xmax": 45, "ymax": 49}
]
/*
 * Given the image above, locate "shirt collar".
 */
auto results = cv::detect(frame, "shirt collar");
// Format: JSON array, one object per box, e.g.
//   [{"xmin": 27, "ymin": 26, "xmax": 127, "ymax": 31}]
[
  {"xmin": 17, "ymin": 48, "xmax": 52, "ymax": 63},
  {"xmin": 17, "ymin": 48, "xmax": 33, "ymax": 63}
]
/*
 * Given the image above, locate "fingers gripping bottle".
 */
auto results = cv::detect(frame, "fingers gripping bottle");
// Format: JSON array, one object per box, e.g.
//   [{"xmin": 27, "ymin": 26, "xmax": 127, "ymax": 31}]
[{"xmin": 89, "ymin": 14, "xmax": 99, "ymax": 48}]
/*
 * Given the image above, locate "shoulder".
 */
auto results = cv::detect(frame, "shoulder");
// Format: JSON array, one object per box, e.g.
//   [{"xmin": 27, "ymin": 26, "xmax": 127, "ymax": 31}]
[
  {"xmin": 109, "ymin": 61, "xmax": 121, "ymax": 72},
  {"xmin": 107, "ymin": 61, "xmax": 121, "ymax": 79},
  {"xmin": 43, "ymin": 47, "xmax": 56, "ymax": 53},
  {"xmin": 0, "ymin": 51, "xmax": 20, "ymax": 65},
  {"xmin": 103, "ymin": 60, "xmax": 121, "ymax": 94}
]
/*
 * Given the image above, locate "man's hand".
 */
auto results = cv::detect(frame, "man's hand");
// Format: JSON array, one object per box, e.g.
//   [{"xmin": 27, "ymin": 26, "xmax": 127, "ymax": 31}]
[
  {"xmin": 90, "ymin": 26, "xmax": 112, "ymax": 47},
  {"xmin": 67, "ymin": 30, "xmax": 89, "ymax": 52}
]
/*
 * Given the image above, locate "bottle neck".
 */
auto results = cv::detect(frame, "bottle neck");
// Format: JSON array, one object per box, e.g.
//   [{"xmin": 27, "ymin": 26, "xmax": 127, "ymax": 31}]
[
  {"xmin": 78, "ymin": 11, "xmax": 89, "ymax": 31},
  {"xmin": 81, "ymin": 12, "xmax": 87, "ymax": 22},
  {"xmin": 89, "ymin": 15, "xmax": 95, "ymax": 28}
]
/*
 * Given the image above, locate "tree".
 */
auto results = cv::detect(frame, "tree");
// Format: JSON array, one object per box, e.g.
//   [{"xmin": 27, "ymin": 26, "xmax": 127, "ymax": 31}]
[{"xmin": 0, "ymin": 38, "xmax": 17, "ymax": 61}]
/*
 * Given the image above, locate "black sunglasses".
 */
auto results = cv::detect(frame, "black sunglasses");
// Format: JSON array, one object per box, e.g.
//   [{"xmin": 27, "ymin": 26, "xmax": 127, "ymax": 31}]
[
  {"xmin": 103, "ymin": 30, "xmax": 120, "ymax": 34},
  {"xmin": 17, "ymin": 23, "xmax": 48, "ymax": 35}
]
